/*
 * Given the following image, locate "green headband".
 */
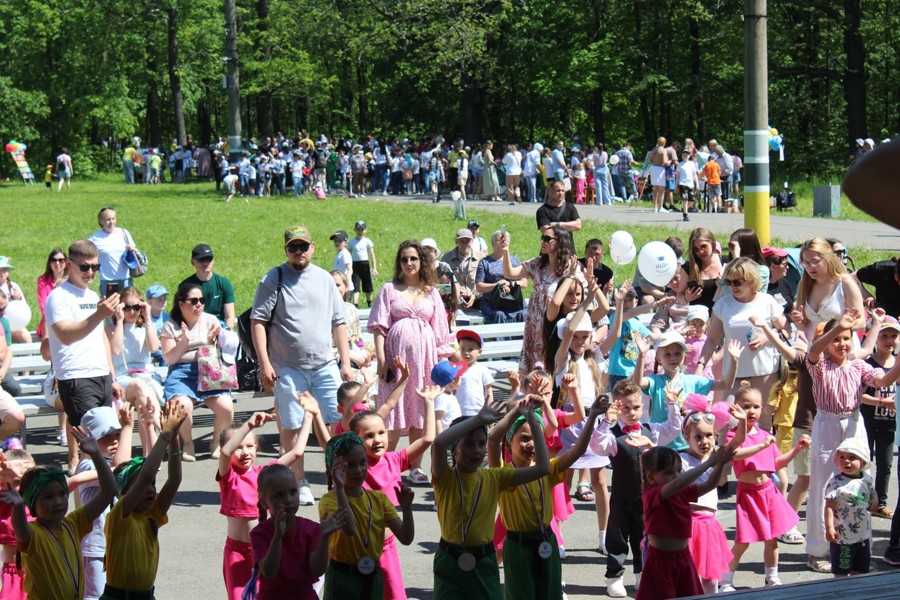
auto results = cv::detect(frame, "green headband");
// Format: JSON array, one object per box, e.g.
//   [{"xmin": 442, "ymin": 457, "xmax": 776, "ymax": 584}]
[
  {"xmin": 115, "ymin": 457, "xmax": 145, "ymax": 494},
  {"xmin": 504, "ymin": 409, "xmax": 544, "ymax": 445},
  {"xmin": 22, "ymin": 469, "xmax": 67, "ymax": 514},
  {"xmin": 325, "ymin": 432, "xmax": 363, "ymax": 470}
]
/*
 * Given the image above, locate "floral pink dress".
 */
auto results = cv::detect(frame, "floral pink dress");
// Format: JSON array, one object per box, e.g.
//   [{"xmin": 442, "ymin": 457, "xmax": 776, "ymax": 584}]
[
  {"xmin": 368, "ymin": 282, "xmax": 453, "ymax": 432},
  {"xmin": 520, "ymin": 257, "xmax": 563, "ymax": 372}
]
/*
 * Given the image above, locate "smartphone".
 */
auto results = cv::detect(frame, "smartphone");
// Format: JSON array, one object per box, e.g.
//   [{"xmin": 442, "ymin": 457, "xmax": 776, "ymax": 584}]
[
  {"xmin": 746, "ymin": 329, "xmax": 755, "ymax": 342},
  {"xmin": 437, "ymin": 283, "xmax": 452, "ymax": 295},
  {"xmin": 105, "ymin": 282, "xmax": 120, "ymax": 298},
  {"xmin": 687, "ymin": 281, "xmax": 701, "ymax": 293},
  {"xmin": 385, "ymin": 368, "xmax": 396, "ymax": 383}
]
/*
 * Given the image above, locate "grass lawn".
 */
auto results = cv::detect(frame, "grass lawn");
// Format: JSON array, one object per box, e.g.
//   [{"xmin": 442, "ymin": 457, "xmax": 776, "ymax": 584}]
[{"xmin": 0, "ymin": 174, "xmax": 892, "ymax": 329}]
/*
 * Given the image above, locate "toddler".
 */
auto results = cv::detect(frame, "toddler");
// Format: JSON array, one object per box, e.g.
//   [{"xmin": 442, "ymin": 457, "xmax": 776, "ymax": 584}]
[{"xmin": 825, "ymin": 438, "xmax": 877, "ymax": 577}]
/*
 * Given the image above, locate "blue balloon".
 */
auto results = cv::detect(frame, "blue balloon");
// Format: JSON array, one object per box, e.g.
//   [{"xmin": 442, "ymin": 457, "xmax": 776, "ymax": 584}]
[{"xmin": 769, "ymin": 138, "xmax": 781, "ymax": 152}]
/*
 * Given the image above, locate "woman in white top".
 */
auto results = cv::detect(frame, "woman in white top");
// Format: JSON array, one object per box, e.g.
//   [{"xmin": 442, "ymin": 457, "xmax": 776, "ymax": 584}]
[
  {"xmin": 56, "ymin": 147, "xmax": 73, "ymax": 191},
  {"xmin": 0, "ymin": 256, "xmax": 32, "ymax": 343},
  {"xmin": 88, "ymin": 207, "xmax": 137, "ymax": 291},
  {"xmin": 502, "ymin": 143, "xmax": 523, "ymax": 205},
  {"xmin": 106, "ymin": 287, "xmax": 163, "ymax": 454}
]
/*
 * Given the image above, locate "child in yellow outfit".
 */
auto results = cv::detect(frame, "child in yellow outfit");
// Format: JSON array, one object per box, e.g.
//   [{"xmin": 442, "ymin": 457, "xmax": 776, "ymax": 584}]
[
  {"xmin": 767, "ymin": 357, "xmax": 799, "ymax": 456},
  {"xmin": 101, "ymin": 401, "xmax": 188, "ymax": 600}
]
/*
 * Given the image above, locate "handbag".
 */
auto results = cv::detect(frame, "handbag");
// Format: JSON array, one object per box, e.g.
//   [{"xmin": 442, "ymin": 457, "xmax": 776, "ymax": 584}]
[
  {"xmin": 123, "ymin": 230, "xmax": 148, "ymax": 278},
  {"xmin": 197, "ymin": 345, "xmax": 238, "ymax": 391},
  {"xmin": 489, "ymin": 282, "xmax": 524, "ymax": 312},
  {"xmin": 563, "ymin": 176, "xmax": 572, "ymax": 192}
]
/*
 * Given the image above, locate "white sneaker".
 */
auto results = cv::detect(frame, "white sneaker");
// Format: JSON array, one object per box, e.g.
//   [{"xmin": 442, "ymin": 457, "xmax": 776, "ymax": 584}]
[
  {"xmin": 653, "ymin": 208, "xmax": 659, "ymax": 213},
  {"xmin": 606, "ymin": 577, "xmax": 627, "ymax": 598},
  {"xmin": 558, "ymin": 546, "xmax": 566, "ymax": 559},
  {"xmin": 298, "ymin": 479, "xmax": 315, "ymax": 506},
  {"xmin": 764, "ymin": 576, "xmax": 782, "ymax": 587},
  {"xmin": 659, "ymin": 206, "xmax": 669, "ymax": 213},
  {"xmin": 634, "ymin": 573, "xmax": 641, "ymax": 591},
  {"xmin": 719, "ymin": 583, "xmax": 736, "ymax": 593}
]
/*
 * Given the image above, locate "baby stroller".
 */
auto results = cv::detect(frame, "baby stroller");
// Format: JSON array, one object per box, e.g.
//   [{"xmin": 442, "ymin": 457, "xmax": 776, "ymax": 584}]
[{"xmin": 775, "ymin": 182, "xmax": 797, "ymax": 211}]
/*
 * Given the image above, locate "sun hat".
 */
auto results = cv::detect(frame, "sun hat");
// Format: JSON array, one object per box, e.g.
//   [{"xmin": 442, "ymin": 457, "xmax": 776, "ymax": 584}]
[
  {"xmin": 832, "ymin": 437, "xmax": 869, "ymax": 468},
  {"xmin": 655, "ymin": 331, "xmax": 688, "ymax": 352},
  {"xmin": 556, "ymin": 312, "xmax": 593, "ymax": 339},
  {"xmin": 81, "ymin": 406, "xmax": 121, "ymax": 440},
  {"xmin": 0, "ymin": 257, "xmax": 14, "ymax": 271}
]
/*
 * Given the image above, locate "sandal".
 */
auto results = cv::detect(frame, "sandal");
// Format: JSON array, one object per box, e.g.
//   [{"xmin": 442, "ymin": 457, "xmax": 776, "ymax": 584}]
[
  {"xmin": 874, "ymin": 505, "xmax": 894, "ymax": 519},
  {"xmin": 574, "ymin": 483, "xmax": 595, "ymax": 502},
  {"xmin": 776, "ymin": 526, "xmax": 804, "ymax": 544}
]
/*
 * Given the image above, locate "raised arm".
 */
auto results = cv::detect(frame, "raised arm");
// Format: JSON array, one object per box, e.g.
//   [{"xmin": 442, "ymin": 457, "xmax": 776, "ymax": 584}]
[
  {"xmin": 406, "ymin": 385, "xmax": 437, "ymax": 465},
  {"xmin": 377, "ymin": 358, "xmax": 410, "ymax": 421},
  {"xmin": 710, "ymin": 340, "xmax": 744, "ymax": 391},
  {"xmin": 508, "ymin": 407, "xmax": 551, "ymax": 486},
  {"xmin": 72, "ymin": 427, "xmax": 121, "ymax": 523},
  {"xmin": 809, "ymin": 307, "xmax": 858, "ymax": 364},
  {"xmin": 488, "ymin": 399, "xmax": 522, "ymax": 468},
  {"xmin": 599, "ymin": 280, "xmax": 631, "ymax": 356},
  {"xmin": 630, "ymin": 333, "xmax": 651, "ymax": 388},
  {"xmin": 558, "ymin": 397, "xmax": 609, "ymax": 471},
  {"xmin": 432, "ymin": 400, "xmax": 506, "ymax": 481},
  {"xmin": 663, "ymin": 445, "xmax": 734, "ymax": 501},
  {"xmin": 853, "ymin": 308, "xmax": 884, "ymax": 360},
  {"xmin": 694, "ymin": 314, "xmax": 724, "ymax": 375},
  {"xmin": 308, "ymin": 508, "xmax": 348, "ymax": 577},
  {"xmin": 280, "ymin": 393, "xmax": 319, "ymax": 466},
  {"xmin": 329, "ymin": 460, "xmax": 356, "ymax": 536}
]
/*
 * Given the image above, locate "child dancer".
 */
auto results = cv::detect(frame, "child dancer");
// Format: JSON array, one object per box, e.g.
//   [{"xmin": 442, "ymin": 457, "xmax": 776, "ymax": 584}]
[
  {"xmin": 102, "ymin": 401, "xmax": 188, "ymax": 599},
  {"xmin": 805, "ymin": 308, "xmax": 900, "ymax": 568},
  {"xmin": 0, "ymin": 428, "xmax": 116, "ymax": 599},
  {"xmin": 336, "ymin": 359, "xmax": 408, "ymax": 436},
  {"xmin": 589, "ymin": 380, "xmax": 684, "ymax": 598},
  {"xmin": 218, "ymin": 393, "xmax": 318, "ymax": 600},
  {"xmin": 489, "ymin": 395, "xmax": 608, "ymax": 599},
  {"xmin": 680, "ymin": 395, "xmax": 747, "ymax": 594},
  {"xmin": 431, "ymin": 401, "xmax": 550, "ymax": 599},
  {"xmin": 825, "ymin": 438, "xmax": 877, "ymax": 577},
  {"xmin": 720, "ymin": 385, "xmax": 810, "ymax": 591},
  {"xmin": 319, "ymin": 433, "xmax": 415, "ymax": 599},
  {"xmin": 637, "ymin": 444, "xmax": 735, "ymax": 600},
  {"xmin": 632, "ymin": 331, "xmax": 743, "ymax": 449},
  {"xmin": 0, "ymin": 449, "xmax": 35, "ymax": 598},
  {"xmin": 252, "ymin": 464, "xmax": 347, "ymax": 599},
  {"xmin": 347, "ymin": 376, "xmax": 435, "ymax": 600}
]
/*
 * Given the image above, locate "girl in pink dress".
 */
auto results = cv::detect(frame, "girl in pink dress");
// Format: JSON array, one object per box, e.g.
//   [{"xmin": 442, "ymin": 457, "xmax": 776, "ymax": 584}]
[{"xmin": 368, "ymin": 241, "xmax": 453, "ymax": 479}]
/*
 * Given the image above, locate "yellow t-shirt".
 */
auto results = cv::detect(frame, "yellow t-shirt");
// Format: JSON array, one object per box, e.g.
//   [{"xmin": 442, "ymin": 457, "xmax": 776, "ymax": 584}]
[
  {"xmin": 20, "ymin": 506, "xmax": 92, "ymax": 599},
  {"xmin": 768, "ymin": 372, "xmax": 798, "ymax": 429},
  {"xmin": 104, "ymin": 501, "xmax": 168, "ymax": 590},
  {"xmin": 433, "ymin": 466, "xmax": 515, "ymax": 546},
  {"xmin": 499, "ymin": 458, "xmax": 565, "ymax": 532},
  {"xmin": 318, "ymin": 489, "xmax": 397, "ymax": 564}
]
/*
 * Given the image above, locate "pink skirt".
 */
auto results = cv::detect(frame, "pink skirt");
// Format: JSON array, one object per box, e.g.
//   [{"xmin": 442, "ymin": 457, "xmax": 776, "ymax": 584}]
[
  {"xmin": 735, "ymin": 480, "xmax": 798, "ymax": 543},
  {"xmin": 688, "ymin": 511, "xmax": 733, "ymax": 580},
  {"xmin": 552, "ymin": 481, "xmax": 575, "ymax": 522}
]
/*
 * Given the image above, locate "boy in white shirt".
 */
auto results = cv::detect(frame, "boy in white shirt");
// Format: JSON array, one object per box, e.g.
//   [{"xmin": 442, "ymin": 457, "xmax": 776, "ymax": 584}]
[
  {"xmin": 329, "ymin": 230, "xmax": 354, "ymax": 294},
  {"xmin": 454, "ymin": 329, "xmax": 494, "ymax": 415},
  {"xmin": 428, "ymin": 359, "xmax": 466, "ymax": 433}
]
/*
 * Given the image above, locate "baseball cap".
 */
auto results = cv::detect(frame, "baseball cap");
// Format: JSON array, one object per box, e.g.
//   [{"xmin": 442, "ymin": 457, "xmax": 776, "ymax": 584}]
[
  {"xmin": 456, "ymin": 329, "xmax": 483, "ymax": 348},
  {"xmin": 218, "ymin": 329, "xmax": 239, "ymax": 365},
  {"xmin": 655, "ymin": 331, "xmax": 688, "ymax": 352},
  {"xmin": 420, "ymin": 238, "xmax": 440, "ymax": 253},
  {"xmin": 0, "ymin": 256, "xmax": 14, "ymax": 271},
  {"xmin": 686, "ymin": 305, "xmax": 709, "ymax": 323},
  {"xmin": 431, "ymin": 360, "xmax": 468, "ymax": 387},
  {"xmin": 556, "ymin": 312, "xmax": 593, "ymax": 339},
  {"xmin": 832, "ymin": 437, "xmax": 869, "ymax": 468},
  {"xmin": 761, "ymin": 246, "xmax": 788, "ymax": 259},
  {"xmin": 191, "ymin": 244, "xmax": 214, "ymax": 260},
  {"xmin": 355, "ymin": 220, "xmax": 367, "ymax": 230},
  {"xmin": 146, "ymin": 284, "xmax": 169, "ymax": 299},
  {"xmin": 881, "ymin": 315, "xmax": 900, "ymax": 333},
  {"xmin": 284, "ymin": 224, "xmax": 312, "ymax": 244},
  {"xmin": 468, "ymin": 220, "xmax": 480, "ymax": 229},
  {"xmin": 456, "ymin": 228, "xmax": 473, "ymax": 240},
  {"xmin": 81, "ymin": 406, "xmax": 121, "ymax": 440},
  {"xmin": 330, "ymin": 230, "xmax": 349, "ymax": 242}
]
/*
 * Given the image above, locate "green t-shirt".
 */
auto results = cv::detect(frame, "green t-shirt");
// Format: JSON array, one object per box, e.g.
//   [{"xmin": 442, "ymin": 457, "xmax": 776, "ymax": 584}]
[
  {"xmin": 0, "ymin": 316, "xmax": 10, "ymax": 344},
  {"xmin": 179, "ymin": 273, "xmax": 235, "ymax": 324}
]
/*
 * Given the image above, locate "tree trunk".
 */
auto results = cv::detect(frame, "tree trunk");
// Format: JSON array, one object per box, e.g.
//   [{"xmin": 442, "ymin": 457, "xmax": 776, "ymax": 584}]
[
  {"xmin": 459, "ymin": 72, "xmax": 485, "ymax": 143},
  {"xmin": 356, "ymin": 60, "xmax": 368, "ymax": 132},
  {"xmin": 147, "ymin": 85, "xmax": 162, "ymax": 148},
  {"xmin": 255, "ymin": 0, "xmax": 274, "ymax": 138},
  {"xmin": 843, "ymin": 0, "xmax": 867, "ymax": 153},
  {"xmin": 689, "ymin": 15, "xmax": 705, "ymax": 141},
  {"xmin": 168, "ymin": 7, "xmax": 187, "ymax": 147},
  {"xmin": 589, "ymin": 0, "xmax": 606, "ymax": 142},
  {"xmin": 198, "ymin": 89, "xmax": 212, "ymax": 146}
]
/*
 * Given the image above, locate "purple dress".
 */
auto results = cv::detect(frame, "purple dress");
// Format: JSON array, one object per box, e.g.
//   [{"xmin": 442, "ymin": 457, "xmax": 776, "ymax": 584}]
[{"xmin": 368, "ymin": 282, "xmax": 453, "ymax": 432}]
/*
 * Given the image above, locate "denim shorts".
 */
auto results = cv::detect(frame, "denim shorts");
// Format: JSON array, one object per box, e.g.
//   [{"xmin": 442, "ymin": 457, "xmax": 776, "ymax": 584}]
[
  {"xmin": 164, "ymin": 362, "xmax": 232, "ymax": 404},
  {"xmin": 273, "ymin": 363, "xmax": 341, "ymax": 428}
]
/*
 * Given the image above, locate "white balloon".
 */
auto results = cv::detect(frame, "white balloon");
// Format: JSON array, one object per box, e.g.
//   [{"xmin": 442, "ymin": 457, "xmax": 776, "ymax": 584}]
[
  {"xmin": 638, "ymin": 242, "xmax": 678, "ymax": 288},
  {"xmin": 609, "ymin": 230, "xmax": 634, "ymax": 258},
  {"xmin": 5, "ymin": 301, "xmax": 31, "ymax": 331},
  {"xmin": 609, "ymin": 244, "xmax": 637, "ymax": 267}
]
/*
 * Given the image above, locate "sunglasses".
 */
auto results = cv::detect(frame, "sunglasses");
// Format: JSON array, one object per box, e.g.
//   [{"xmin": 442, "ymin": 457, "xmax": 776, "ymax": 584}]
[
  {"xmin": 541, "ymin": 235, "xmax": 558, "ymax": 243},
  {"xmin": 400, "ymin": 256, "xmax": 420, "ymax": 264},
  {"xmin": 286, "ymin": 242, "xmax": 311, "ymax": 254},
  {"xmin": 123, "ymin": 304, "xmax": 142, "ymax": 312},
  {"xmin": 686, "ymin": 412, "xmax": 716, "ymax": 425},
  {"xmin": 724, "ymin": 278, "xmax": 745, "ymax": 287},
  {"xmin": 51, "ymin": 257, "xmax": 66, "ymax": 264},
  {"xmin": 76, "ymin": 262, "xmax": 101, "ymax": 273},
  {"xmin": 182, "ymin": 297, "xmax": 206, "ymax": 306},
  {"xmin": 833, "ymin": 249, "xmax": 848, "ymax": 257}
]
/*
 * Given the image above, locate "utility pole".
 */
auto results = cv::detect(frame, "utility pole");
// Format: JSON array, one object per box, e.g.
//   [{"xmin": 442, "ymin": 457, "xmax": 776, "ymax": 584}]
[
  {"xmin": 743, "ymin": 0, "xmax": 770, "ymax": 245},
  {"xmin": 224, "ymin": 0, "xmax": 242, "ymax": 163}
]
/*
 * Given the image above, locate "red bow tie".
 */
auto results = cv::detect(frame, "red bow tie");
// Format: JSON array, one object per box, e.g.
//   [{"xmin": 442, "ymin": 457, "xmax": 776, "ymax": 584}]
[{"xmin": 621, "ymin": 423, "xmax": 642, "ymax": 434}]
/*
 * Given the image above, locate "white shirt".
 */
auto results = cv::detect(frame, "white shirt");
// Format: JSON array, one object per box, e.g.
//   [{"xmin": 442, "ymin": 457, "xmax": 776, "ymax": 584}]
[
  {"xmin": 677, "ymin": 160, "xmax": 698, "ymax": 189},
  {"xmin": 88, "ymin": 228, "xmax": 131, "ymax": 282},
  {"xmin": 502, "ymin": 151, "xmax": 522, "ymax": 176},
  {"xmin": 435, "ymin": 392, "xmax": 462, "ymax": 430},
  {"xmin": 46, "ymin": 282, "xmax": 110, "ymax": 380},
  {"xmin": 332, "ymin": 248, "xmax": 355, "ymax": 292},
  {"xmin": 349, "ymin": 237, "xmax": 374, "ymax": 262},
  {"xmin": 113, "ymin": 322, "xmax": 153, "ymax": 376},
  {"xmin": 713, "ymin": 293, "xmax": 782, "ymax": 377},
  {"xmin": 681, "ymin": 452, "xmax": 719, "ymax": 511},
  {"xmin": 524, "ymin": 149, "xmax": 540, "ymax": 176},
  {"xmin": 456, "ymin": 363, "xmax": 494, "ymax": 416}
]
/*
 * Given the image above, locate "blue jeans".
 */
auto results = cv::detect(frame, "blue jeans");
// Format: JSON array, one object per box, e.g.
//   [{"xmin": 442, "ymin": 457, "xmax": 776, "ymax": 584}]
[
  {"xmin": 273, "ymin": 362, "xmax": 341, "ymax": 427},
  {"xmin": 122, "ymin": 159, "xmax": 134, "ymax": 184},
  {"xmin": 594, "ymin": 167, "xmax": 612, "ymax": 205},
  {"xmin": 293, "ymin": 174, "xmax": 303, "ymax": 196},
  {"xmin": 525, "ymin": 174, "xmax": 538, "ymax": 202},
  {"xmin": 612, "ymin": 171, "xmax": 636, "ymax": 200},
  {"xmin": 374, "ymin": 163, "xmax": 388, "ymax": 192}
]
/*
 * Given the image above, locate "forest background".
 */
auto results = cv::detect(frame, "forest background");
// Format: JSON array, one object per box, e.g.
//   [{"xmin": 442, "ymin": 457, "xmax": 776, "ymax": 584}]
[{"xmin": 0, "ymin": 0, "xmax": 895, "ymax": 180}]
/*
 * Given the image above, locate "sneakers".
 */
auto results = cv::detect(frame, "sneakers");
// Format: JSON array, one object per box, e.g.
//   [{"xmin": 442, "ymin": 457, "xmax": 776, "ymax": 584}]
[
  {"xmin": 298, "ymin": 479, "xmax": 315, "ymax": 506},
  {"xmin": 807, "ymin": 556, "xmax": 831, "ymax": 573},
  {"xmin": 558, "ymin": 546, "xmax": 566, "ymax": 559},
  {"xmin": 719, "ymin": 583, "xmax": 736, "ymax": 593},
  {"xmin": 765, "ymin": 576, "xmax": 782, "ymax": 586},
  {"xmin": 595, "ymin": 545, "xmax": 608, "ymax": 556},
  {"xmin": 211, "ymin": 446, "xmax": 221, "ymax": 460},
  {"xmin": 683, "ymin": 214, "xmax": 690, "ymax": 222},
  {"xmin": 182, "ymin": 441, "xmax": 197, "ymax": 463},
  {"xmin": 407, "ymin": 467, "xmax": 430, "ymax": 485},
  {"xmin": 883, "ymin": 545, "xmax": 900, "ymax": 565},
  {"xmin": 659, "ymin": 206, "xmax": 669, "ymax": 213},
  {"xmin": 777, "ymin": 526, "xmax": 804, "ymax": 544},
  {"xmin": 605, "ymin": 577, "xmax": 627, "ymax": 598}
]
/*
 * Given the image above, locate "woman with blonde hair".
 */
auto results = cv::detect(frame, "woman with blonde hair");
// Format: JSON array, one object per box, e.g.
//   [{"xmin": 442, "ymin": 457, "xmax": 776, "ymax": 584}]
[
  {"xmin": 792, "ymin": 237, "xmax": 866, "ymax": 340},
  {"xmin": 481, "ymin": 140, "xmax": 501, "ymax": 202},
  {"xmin": 502, "ymin": 143, "xmax": 523, "ymax": 205},
  {"xmin": 683, "ymin": 227, "xmax": 724, "ymax": 310}
]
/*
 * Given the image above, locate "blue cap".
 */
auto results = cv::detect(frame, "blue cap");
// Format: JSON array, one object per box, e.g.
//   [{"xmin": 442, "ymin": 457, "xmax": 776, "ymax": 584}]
[
  {"xmin": 146, "ymin": 284, "xmax": 169, "ymax": 299},
  {"xmin": 430, "ymin": 360, "xmax": 468, "ymax": 387},
  {"xmin": 122, "ymin": 250, "xmax": 139, "ymax": 270}
]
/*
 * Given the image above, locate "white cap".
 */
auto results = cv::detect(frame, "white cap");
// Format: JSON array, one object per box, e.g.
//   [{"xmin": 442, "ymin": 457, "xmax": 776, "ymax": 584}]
[
  {"xmin": 556, "ymin": 312, "xmax": 593, "ymax": 339},
  {"xmin": 655, "ymin": 331, "xmax": 688, "ymax": 352},
  {"xmin": 420, "ymin": 238, "xmax": 440, "ymax": 255},
  {"xmin": 832, "ymin": 437, "xmax": 869, "ymax": 468},
  {"xmin": 218, "ymin": 329, "xmax": 240, "ymax": 365},
  {"xmin": 686, "ymin": 305, "xmax": 710, "ymax": 323},
  {"xmin": 81, "ymin": 407, "xmax": 121, "ymax": 440}
]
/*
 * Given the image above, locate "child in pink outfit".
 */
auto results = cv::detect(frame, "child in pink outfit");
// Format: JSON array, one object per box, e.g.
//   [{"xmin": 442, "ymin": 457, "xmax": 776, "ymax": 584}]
[{"xmin": 0, "ymin": 449, "xmax": 36, "ymax": 600}]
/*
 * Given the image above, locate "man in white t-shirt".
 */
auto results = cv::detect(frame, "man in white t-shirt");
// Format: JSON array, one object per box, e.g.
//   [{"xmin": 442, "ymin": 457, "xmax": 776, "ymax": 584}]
[{"xmin": 46, "ymin": 239, "xmax": 123, "ymax": 430}]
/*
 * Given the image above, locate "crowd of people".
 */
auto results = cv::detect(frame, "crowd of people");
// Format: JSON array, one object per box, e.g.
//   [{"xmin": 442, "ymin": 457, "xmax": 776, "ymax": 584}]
[{"xmin": 0, "ymin": 173, "xmax": 899, "ymax": 599}]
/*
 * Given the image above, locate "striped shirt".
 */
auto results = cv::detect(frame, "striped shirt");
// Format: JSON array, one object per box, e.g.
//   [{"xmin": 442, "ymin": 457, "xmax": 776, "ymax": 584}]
[{"xmin": 807, "ymin": 356, "xmax": 881, "ymax": 414}]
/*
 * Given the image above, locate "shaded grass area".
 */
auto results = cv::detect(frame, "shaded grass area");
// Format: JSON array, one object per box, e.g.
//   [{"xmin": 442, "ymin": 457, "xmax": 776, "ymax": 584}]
[{"xmin": 0, "ymin": 174, "xmax": 891, "ymax": 326}]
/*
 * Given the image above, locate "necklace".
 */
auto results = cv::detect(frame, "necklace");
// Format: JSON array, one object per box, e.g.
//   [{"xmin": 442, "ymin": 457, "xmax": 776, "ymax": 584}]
[{"xmin": 453, "ymin": 467, "xmax": 483, "ymax": 571}]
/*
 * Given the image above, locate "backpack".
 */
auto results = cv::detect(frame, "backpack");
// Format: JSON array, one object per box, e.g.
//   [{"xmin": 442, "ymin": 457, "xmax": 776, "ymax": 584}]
[
  {"xmin": 315, "ymin": 149, "xmax": 328, "ymax": 168},
  {"xmin": 236, "ymin": 266, "xmax": 284, "ymax": 391}
]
